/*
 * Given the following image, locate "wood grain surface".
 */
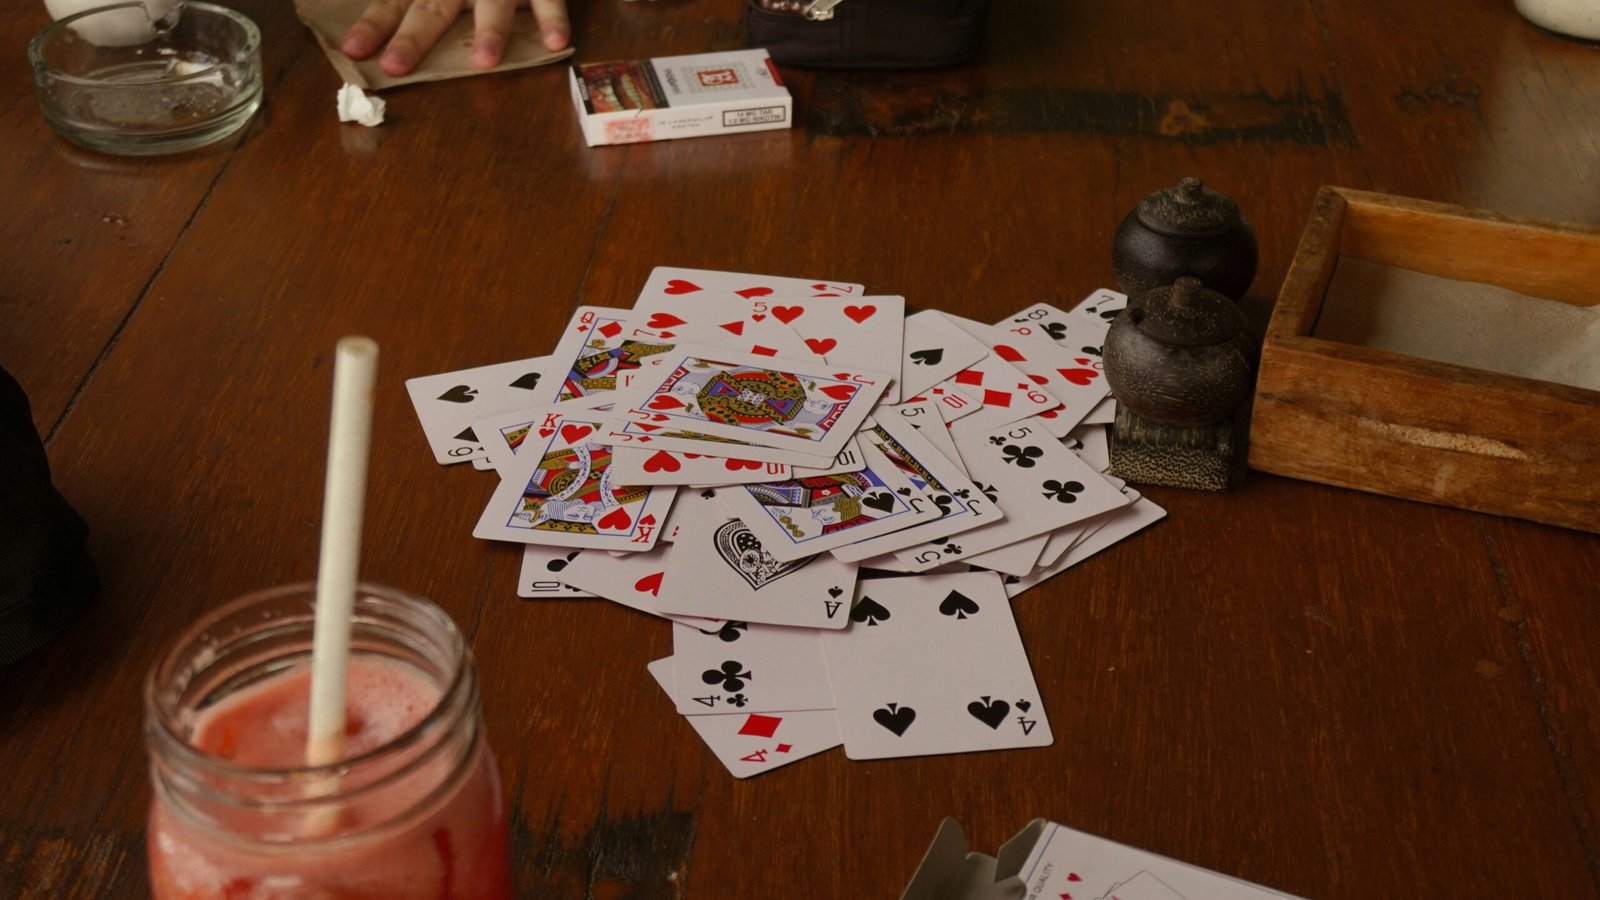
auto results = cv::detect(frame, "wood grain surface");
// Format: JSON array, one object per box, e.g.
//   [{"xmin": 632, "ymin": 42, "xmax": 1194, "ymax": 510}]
[{"xmin": 3, "ymin": 0, "xmax": 1598, "ymax": 897}]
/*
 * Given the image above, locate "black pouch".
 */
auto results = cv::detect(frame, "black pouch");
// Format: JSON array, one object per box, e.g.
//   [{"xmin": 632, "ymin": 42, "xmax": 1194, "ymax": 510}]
[
  {"xmin": 1, "ymin": 366, "xmax": 98, "ymax": 666},
  {"xmin": 746, "ymin": 0, "xmax": 990, "ymax": 70}
]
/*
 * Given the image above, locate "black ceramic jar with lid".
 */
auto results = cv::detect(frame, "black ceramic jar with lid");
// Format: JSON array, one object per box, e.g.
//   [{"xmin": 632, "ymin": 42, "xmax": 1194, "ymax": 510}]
[
  {"xmin": 1112, "ymin": 177, "xmax": 1258, "ymax": 301},
  {"xmin": 1103, "ymin": 277, "xmax": 1256, "ymax": 427}
]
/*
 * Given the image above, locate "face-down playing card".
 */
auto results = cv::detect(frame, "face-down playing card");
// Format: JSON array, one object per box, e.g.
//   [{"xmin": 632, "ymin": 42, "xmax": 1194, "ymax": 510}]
[
  {"xmin": 471, "ymin": 406, "xmax": 677, "ymax": 550},
  {"xmin": 718, "ymin": 442, "xmax": 942, "ymax": 562},
  {"xmin": 821, "ymin": 570, "xmax": 1051, "ymax": 760},
  {"xmin": 645, "ymin": 658, "xmax": 841, "ymax": 779},
  {"xmin": 616, "ymin": 344, "xmax": 891, "ymax": 459}
]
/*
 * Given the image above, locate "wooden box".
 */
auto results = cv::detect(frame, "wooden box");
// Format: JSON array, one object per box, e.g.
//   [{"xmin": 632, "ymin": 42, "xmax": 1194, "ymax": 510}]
[{"xmin": 1248, "ymin": 187, "xmax": 1600, "ymax": 533}]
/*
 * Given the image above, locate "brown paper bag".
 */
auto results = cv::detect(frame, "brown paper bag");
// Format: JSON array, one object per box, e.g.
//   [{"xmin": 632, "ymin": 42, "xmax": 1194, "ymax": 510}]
[{"xmin": 295, "ymin": 0, "xmax": 574, "ymax": 90}]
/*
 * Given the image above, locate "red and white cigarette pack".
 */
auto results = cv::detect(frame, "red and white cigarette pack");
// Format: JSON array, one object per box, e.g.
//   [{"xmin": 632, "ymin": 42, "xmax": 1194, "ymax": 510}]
[{"xmin": 569, "ymin": 48, "xmax": 792, "ymax": 147}]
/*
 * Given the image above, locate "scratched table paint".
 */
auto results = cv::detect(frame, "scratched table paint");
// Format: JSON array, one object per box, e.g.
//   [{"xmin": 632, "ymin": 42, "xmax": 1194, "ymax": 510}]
[{"xmin": 2, "ymin": 0, "xmax": 1599, "ymax": 897}]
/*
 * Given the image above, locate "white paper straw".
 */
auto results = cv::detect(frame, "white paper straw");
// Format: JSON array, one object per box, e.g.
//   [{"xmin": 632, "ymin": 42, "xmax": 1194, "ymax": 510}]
[{"xmin": 306, "ymin": 336, "xmax": 379, "ymax": 768}]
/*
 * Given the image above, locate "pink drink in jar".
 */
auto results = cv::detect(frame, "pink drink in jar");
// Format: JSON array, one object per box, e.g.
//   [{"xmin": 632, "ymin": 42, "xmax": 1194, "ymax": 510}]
[{"xmin": 144, "ymin": 584, "xmax": 512, "ymax": 899}]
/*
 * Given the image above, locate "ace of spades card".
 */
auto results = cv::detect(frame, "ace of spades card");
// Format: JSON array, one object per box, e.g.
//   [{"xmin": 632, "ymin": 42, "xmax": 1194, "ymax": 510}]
[
  {"xmin": 472, "ymin": 407, "xmax": 677, "ymax": 550},
  {"xmin": 405, "ymin": 356, "xmax": 552, "ymax": 464},
  {"xmin": 655, "ymin": 499, "xmax": 859, "ymax": 629},
  {"xmin": 820, "ymin": 571, "xmax": 1051, "ymax": 760}
]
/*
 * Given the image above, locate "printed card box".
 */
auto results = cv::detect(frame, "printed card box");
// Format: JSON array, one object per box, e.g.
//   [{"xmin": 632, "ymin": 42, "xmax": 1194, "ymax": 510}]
[{"xmin": 569, "ymin": 48, "xmax": 793, "ymax": 147}]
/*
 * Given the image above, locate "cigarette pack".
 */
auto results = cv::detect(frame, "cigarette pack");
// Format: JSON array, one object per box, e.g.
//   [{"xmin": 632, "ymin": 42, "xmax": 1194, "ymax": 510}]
[{"xmin": 568, "ymin": 49, "xmax": 793, "ymax": 147}]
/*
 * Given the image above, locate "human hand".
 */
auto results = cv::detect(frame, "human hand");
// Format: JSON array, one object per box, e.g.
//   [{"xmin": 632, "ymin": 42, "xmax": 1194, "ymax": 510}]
[{"xmin": 341, "ymin": 0, "xmax": 570, "ymax": 77}]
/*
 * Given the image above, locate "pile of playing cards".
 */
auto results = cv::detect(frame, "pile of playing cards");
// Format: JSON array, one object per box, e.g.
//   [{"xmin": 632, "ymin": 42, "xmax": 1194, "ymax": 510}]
[{"xmin": 406, "ymin": 267, "xmax": 1167, "ymax": 777}]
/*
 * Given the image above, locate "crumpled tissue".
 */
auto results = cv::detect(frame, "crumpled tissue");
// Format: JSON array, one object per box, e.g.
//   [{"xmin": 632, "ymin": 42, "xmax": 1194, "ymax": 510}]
[{"xmin": 336, "ymin": 83, "xmax": 386, "ymax": 127}]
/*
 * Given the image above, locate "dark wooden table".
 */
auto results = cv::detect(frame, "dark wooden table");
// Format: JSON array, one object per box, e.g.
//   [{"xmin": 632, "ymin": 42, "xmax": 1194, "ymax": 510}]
[{"xmin": 5, "ymin": 0, "xmax": 1600, "ymax": 896}]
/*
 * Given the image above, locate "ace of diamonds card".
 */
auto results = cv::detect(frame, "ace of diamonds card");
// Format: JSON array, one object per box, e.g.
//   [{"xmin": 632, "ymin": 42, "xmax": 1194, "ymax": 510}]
[{"xmin": 473, "ymin": 407, "xmax": 677, "ymax": 550}]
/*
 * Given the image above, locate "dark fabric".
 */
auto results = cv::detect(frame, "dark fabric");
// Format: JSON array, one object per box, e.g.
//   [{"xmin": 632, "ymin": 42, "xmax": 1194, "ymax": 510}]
[
  {"xmin": 747, "ymin": 0, "xmax": 990, "ymax": 70},
  {"xmin": 0, "ymin": 366, "xmax": 97, "ymax": 666}
]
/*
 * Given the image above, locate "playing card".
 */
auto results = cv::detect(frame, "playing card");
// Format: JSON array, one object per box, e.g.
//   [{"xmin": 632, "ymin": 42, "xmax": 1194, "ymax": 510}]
[
  {"xmin": 607, "ymin": 447, "xmax": 791, "ymax": 486},
  {"xmin": 719, "ymin": 442, "xmax": 942, "ymax": 562},
  {"xmin": 405, "ymin": 356, "xmax": 552, "ymax": 464},
  {"xmin": 1064, "ymin": 423, "xmax": 1111, "ymax": 471},
  {"xmin": 1071, "ymin": 287, "xmax": 1129, "ymax": 324},
  {"xmin": 1005, "ymin": 497, "xmax": 1167, "ymax": 598},
  {"xmin": 656, "ymin": 499, "xmax": 858, "ymax": 629},
  {"xmin": 636, "ymin": 266, "xmax": 864, "ymax": 307},
  {"xmin": 517, "ymin": 546, "xmax": 594, "ymax": 598},
  {"xmin": 903, "ymin": 382, "xmax": 981, "ymax": 423},
  {"xmin": 1082, "ymin": 396, "xmax": 1117, "ymax": 426},
  {"xmin": 831, "ymin": 413, "xmax": 1001, "ymax": 562},
  {"xmin": 895, "ymin": 419, "xmax": 1130, "ymax": 570},
  {"xmin": 601, "ymin": 420, "xmax": 836, "ymax": 468},
  {"xmin": 618, "ymin": 344, "xmax": 891, "ymax": 458},
  {"xmin": 739, "ymin": 295, "xmax": 906, "ymax": 402},
  {"xmin": 471, "ymin": 407, "xmax": 678, "ymax": 550},
  {"xmin": 942, "ymin": 312, "xmax": 1110, "ymax": 437},
  {"xmin": 900, "ymin": 311, "xmax": 991, "ymax": 399},
  {"xmin": 535, "ymin": 306, "xmax": 679, "ymax": 408},
  {"xmin": 553, "ymin": 543, "xmax": 719, "ymax": 627},
  {"xmin": 788, "ymin": 434, "xmax": 868, "ymax": 478},
  {"xmin": 1015, "ymin": 820, "xmax": 1302, "ymax": 900},
  {"xmin": 915, "ymin": 313, "xmax": 1062, "ymax": 439},
  {"xmin": 645, "ymin": 658, "xmax": 841, "ymax": 779},
  {"xmin": 821, "ymin": 571, "xmax": 1051, "ymax": 760},
  {"xmin": 670, "ymin": 620, "xmax": 835, "ymax": 715},
  {"xmin": 1036, "ymin": 478, "xmax": 1133, "ymax": 568},
  {"xmin": 958, "ymin": 534, "xmax": 1048, "ymax": 577},
  {"xmin": 885, "ymin": 398, "xmax": 963, "ymax": 464}
]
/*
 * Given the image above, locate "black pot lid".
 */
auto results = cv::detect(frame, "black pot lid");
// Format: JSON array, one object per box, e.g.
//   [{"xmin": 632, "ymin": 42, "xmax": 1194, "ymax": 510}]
[
  {"xmin": 1128, "ymin": 277, "xmax": 1245, "ymax": 347},
  {"xmin": 1134, "ymin": 176, "xmax": 1241, "ymax": 237}
]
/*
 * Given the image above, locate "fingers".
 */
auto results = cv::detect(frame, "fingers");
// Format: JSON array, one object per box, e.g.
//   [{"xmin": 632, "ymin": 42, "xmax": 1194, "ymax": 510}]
[
  {"xmin": 470, "ymin": 0, "xmax": 515, "ymax": 68},
  {"xmin": 530, "ymin": 0, "xmax": 570, "ymax": 51},
  {"xmin": 341, "ymin": 0, "xmax": 408, "ymax": 60},
  {"xmin": 380, "ymin": 0, "xmax": 467, "ymax": 76}
]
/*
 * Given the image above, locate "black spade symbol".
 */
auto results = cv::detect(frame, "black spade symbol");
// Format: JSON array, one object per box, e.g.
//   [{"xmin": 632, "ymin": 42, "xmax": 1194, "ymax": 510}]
[
  {"xmin": 938, "ymin": 590, "xmax": 980, "ymax": 620},
  {"xmin": 827, "ymin": 586, "xmax": 844, "ymax": 598},
  {"xmin": 851, "ymin": 597, "xmax": 891, "ymax": 626},
  {"xmin": 509, "ymin": 372, "xmax": 541, "ymax": 390},
  {"xmin": 873, "ymin": 704, "xmax": 916, "ymax": 736},
  {"xmin": 862, "ymin": 491, "xmax": 896, "ymax": 514},
  {"xmin": 908, "ymin": 348, "xmax": 944, "ymax": 366},
  {"xmin": 967, "ymin": 697, "xmax": 1010, "ymax": 729},
  {"xmin": 1016, "ymin": 699, "xmax": 1032, "ymax": 712},
  {"xmin": 438, "ymin": 384, "xmax": 477, "ymax": 403},
  {"xmin": 545, "ymin": 551, "xmax": 579, "ymax": 573},
  {"xmin": 454, "ymin": 426, "xmax": 478, "ymax": 442}
]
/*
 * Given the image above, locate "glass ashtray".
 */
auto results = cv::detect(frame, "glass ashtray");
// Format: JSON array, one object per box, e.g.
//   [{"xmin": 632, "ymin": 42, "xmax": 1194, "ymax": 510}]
[{"xmin": 29, "ymin": 2, "xmax": 262, "ymax": 156}]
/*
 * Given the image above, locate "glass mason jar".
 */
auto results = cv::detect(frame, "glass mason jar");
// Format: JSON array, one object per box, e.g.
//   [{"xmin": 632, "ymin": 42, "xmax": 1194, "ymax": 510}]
[{"xmin": 144, "ymin": 583, "xmax": 512, "ymax": 899}]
